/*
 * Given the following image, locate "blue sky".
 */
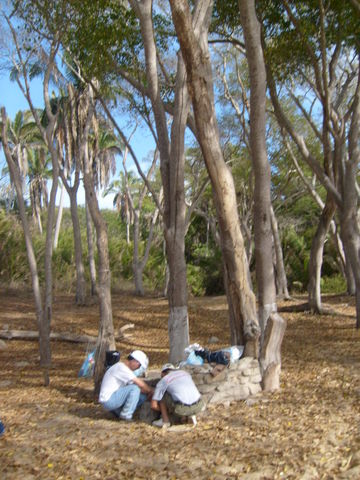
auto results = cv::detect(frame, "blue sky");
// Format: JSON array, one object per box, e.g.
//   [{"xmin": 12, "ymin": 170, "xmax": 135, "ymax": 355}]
[{"xmin": 0, "ymin": 71, "xmax": 155, "ymax": 210}]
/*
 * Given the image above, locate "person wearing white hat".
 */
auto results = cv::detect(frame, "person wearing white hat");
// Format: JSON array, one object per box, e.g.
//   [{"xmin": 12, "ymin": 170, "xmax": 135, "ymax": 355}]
[
  {"xmin": 99, "ymin": 350, "xmax": 153, "ymax": 421},
  {"xmin": 151, "ymin": 363, "xmax": 204, "ymax": 428}
]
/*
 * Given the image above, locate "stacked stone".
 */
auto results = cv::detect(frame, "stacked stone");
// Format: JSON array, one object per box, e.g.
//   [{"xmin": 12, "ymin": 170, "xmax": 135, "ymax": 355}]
[
  {"xmin": 183, "ymin": 356, "xmax": 262, "ymax": 406},
  {"xmin": 137, "ymin": 357, "xmax": 262, "ymax": 423}
]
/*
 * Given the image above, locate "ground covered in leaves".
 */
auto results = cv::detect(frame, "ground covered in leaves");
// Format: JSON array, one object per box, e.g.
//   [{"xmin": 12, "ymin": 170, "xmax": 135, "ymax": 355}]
[{"xmin": 0, "ymin": 289, "xmax": 359, "ymax": 479}]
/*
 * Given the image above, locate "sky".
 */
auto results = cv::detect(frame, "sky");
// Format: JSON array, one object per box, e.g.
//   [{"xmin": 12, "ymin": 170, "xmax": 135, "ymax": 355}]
[{"xmin": 0, "ymin": 71, "xmax": 155, "ymax": 210}]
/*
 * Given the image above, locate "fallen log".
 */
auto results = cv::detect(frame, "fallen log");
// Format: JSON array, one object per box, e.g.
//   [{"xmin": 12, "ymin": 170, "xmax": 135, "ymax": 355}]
[{"xmin": 0, "ymin": 323, "xmax": 134, "ymax": 344}]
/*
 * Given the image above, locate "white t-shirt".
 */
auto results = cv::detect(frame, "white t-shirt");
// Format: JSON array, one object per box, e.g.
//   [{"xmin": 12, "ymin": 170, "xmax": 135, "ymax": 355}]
[
  {"xmin": 99, "ymin": 362, "xmax": 136, "ymax": 403},
  {"xmin": 153, "ymin": 370, "xmax": 201, "ymax": 405}
]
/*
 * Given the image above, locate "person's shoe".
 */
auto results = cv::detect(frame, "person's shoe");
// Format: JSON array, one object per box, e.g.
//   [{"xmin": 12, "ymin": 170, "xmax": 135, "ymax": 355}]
[
  {"xmin": 0, "ymin": 420, "xmax": 4, "ymax": 437},
  {"xmin": 119, "ymin": 414, "xmax": 133, "ymax": 422},
  {"xmin": 152, "ymin": 418, "xmax": 170, "ymax": 428}
]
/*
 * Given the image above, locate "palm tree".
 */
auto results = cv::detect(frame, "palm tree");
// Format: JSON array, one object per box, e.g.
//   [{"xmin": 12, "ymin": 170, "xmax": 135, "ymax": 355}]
[
  {"xmin": 1, "ymin": 110, "xmax": 42, "ymax": 193},
  {"xmin": 105, "ymin": 170, "xmax": 139, "ymax": 244},
  {"xmin": 27, "ymin": 147, "xmax": 51, "ymax": 233},
  {"xmin": 86, "ymin": 122, "xmax": 122, "ymax": 296},
  {"xmin": 90, "ymin": 126, "xmax": 122, "ymax": 191}
]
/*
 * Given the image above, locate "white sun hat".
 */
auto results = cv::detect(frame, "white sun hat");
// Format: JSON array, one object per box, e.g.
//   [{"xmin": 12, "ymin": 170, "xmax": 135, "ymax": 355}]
[
  {"xmin": 161, "ymin": 363, "xmax": 177, "ymax": 373},
  {"xmin": 130, "ymin": 350, "xmax": 149, "ymax": 370}
]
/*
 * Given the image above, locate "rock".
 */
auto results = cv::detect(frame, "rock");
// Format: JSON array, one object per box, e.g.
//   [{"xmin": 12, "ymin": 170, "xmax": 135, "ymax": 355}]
[
  {"xmin": 197, "ymin": 383, "xmax": 218, "ymax": 394},
  {"xmin": 249, "ymin": 374, "xmax": 262, "ymax": 384},
  {"xmin": 248, "ymin": 383, "xmax": 262, "ymax": 395},
  {"xmin": 0, "ymin": 339, "xmax": 7, "ymax": 349},
  {"xmin": 208, "ymin": 336, "xmax": 220, "ymax": 344},
  {"xmin": 242, "ymin": 367, "xmax": 261, "ymax": 377},
  {"xmin": 204, "ymin": 369, "xmax": 228, "ymax": 383},
  {"xmin": 14, "ymin": 361, "xmax": 30, "ymax": 367},
  {"xmin": 210, "ymin": 364, "xmax": 227, "ymax": 376},
  {"xmin": 0, "ymin": 380, "xmax": 12, "ymax": 387},
  {"xmin": 237, "ymin": 357, "xmax": 257, "ymax": 369}
]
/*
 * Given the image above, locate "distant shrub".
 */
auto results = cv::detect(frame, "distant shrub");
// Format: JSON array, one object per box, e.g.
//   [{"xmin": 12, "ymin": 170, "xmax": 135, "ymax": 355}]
[
  {"xmin": 187, "ymin": 264, "xmax": 206, "ymax": 296},
  {"xmin": 321, "ymin": 274, "xmax": 347, "ymax": 294}
]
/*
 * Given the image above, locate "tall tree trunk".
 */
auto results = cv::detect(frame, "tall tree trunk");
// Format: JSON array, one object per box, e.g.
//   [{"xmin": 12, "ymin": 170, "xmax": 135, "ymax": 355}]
[
  {"xmin": 169, "ymin": 0, "xmax": 260, "ymax": 357},
  {"xmin": 339, "ymin": 229, "xmax": 356, "ymax": 295},
  {"xmin": 69, "ymin": 189, "xmax": 87, "ymax": 305},
  {"xmin": 133, "ymin": 206, "xmax": 160, "ymax": 297},
  {"xmin": 238, "ymin": 0, "xmax": 285, "ymax": 389},
  {"xmin": 270, "ymin": 205, "xmax": 290, "ymax": 300},
  {"xmin": 86, "ymin": 201, "xmax": 97, "ymax": 297},
  {"xmin": 53, "ymin": 180, "xmax": 65, "ymax": 250},
  {"xmin": 129, "ymin": 0, "xmax": 193, "ymax": 363},
  {"xmin": 340, "ymin": 67, "xmax": 360, "ymax": 327},
  {"xmin": 307, "ymin": 196, "xmax": 336, "ymax": 313},
  {"xmin": 1, "ymin": 107, "xmax": 47, "ymax": 379},
  {"xmin": 81, "ymin": 90, "xmax": 115, "ymax": 394},
  {"xmin": 83, "ymin": 166, "xmax": 115, "ymax": 394},
  {"xmin": 42, "ymin": 143, "xmax": 59, "ymax": 385},
  {"xmin": 132, "ymin": 211, "xmax": 144, "ymax": 296}
]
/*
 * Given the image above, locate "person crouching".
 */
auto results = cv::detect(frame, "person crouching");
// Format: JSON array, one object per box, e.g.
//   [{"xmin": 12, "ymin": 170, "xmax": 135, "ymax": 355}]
[
  {"xmin": 151, "ymin": 363, "xmax": 205, "ymax": 428},
  {"xmin": 99, "ymin": 350, "xmax": 153, "ymax": 421}
]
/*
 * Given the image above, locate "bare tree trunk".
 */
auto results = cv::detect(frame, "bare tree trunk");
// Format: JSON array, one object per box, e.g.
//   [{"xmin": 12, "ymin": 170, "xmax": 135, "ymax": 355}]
[
  {"xmin": 83, "ymin": 168, "xmax": 115, "ymax": 394},
  {"xmin": 339, "ymin": 229, "xmax": 356, "ymax": 295},
  {"xmin": 86, "ymin": 202, "xmax": 97, "ymax": 297},
  {"xmin": 239, "ymin": 0, "xmax": 285, "ymax": 389},
  {"xmin": 307, "ymin": 196, "xmax": 335, "ymax": 313},
  {"xmin": 133, "ymin": 207, "xmax": 160, "ymax": 297},
  {"xmin": 129, "ymin": 0, "xmax": 193, "ymax": 362},
  {"xmin": 53, "ymin": 180, "xmax": 65, "ymax": 250},
  {"xmin": 340, "ymin": 67, "xmax": 360, "ymax": 328},
  {"xmin": 5, "ymin": 24, "xmax": 61, "ymax": 385},
  {"xmin": 170, "ymin": 0, "xmax": 260, "ymax": 357},
  {"xmin": 68, "ymin": 189, "xmax": 87, "ymax": 305},
  {"xmin": 132, "ymin": 210, "xmax": 144, "ymax": 296},
  {"xmin": 1, "ymin": 107, "xmax": 47, "ymax": 376},
  {"xmin": 42, "ymin": 148, "xmax": 58, "ymax": 385},
  {"xmin": 81, "ymin": 89, "xmax": 115, "ymax": 394},
  {"xmin": 270, "ymin": 205, "xmax": 290, "ymax": 300}
]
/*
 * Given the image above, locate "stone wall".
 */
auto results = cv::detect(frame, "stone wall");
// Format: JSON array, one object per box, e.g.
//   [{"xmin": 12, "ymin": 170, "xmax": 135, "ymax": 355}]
[
  {"xmin": 137, "ymin": 357, "xmax": 262, "ymax": 424},
  {"xmin": 183, "ymin": 356, "xmax": 262, "ymax": 406}
]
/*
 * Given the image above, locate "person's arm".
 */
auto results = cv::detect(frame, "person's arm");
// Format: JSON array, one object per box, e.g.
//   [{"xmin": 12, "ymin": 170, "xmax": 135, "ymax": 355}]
[
  {"xmin": 150, "ymin": 377, "xmax": 167, "ymax": 410},
  {"xmin": 151, "ymin": 399, "xmax": 160, "ymax": 411},
  {"xmin": 133, "ymin": 377, "xmax": 154, "ymax": 395}
]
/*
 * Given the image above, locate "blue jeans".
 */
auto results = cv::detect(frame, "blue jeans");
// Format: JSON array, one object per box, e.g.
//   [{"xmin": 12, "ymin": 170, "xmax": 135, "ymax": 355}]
[{"xmin": 100, "ymin": 384, "xmax": 146, "ymax": 420}]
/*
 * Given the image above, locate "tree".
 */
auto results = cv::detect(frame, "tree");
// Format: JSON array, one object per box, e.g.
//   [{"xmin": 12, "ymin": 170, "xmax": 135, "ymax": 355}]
[
  {"xmin": 81, "ymin": 88, "xmax": 116, "ymax": 392},
  {"xmin": 1, "ymin": 110, "xmax": 46, "ymax": 231},
  {"xmin": 4, "ymin": 13, "xmax": 64, "ymax": 383},
  {"xmin": 27, "ymin": 146, "xmax": 51, "ymax": 234},
  {"xmin": 238, "ymin": 0, "xmax": 286, "ymax": 389},
  {"xmin": 263, "ymin": 0, "xmax": 360, "ymax": 326},
  {"xmin": 169, "ymin": 0, "xmax": 260, "ymax": 356}
]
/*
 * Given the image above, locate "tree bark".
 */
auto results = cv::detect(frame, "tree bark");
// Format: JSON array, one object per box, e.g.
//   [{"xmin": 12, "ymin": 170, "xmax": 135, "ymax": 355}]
[
  {"xmin": 86, "ymin": 202, "xmax": 97, "ymax": 297},
  {"xmin": 1, "ymin": 107, "xmax": 47, "ymax": 375},
  {"xmin": 129, "ymin": 0, "xmax": 195, "ymax": 362},
  {"xmin": 80, "ymin": 88, "xmax": 115, "ymax": 394},
  {"xmin": 169, "ymin": 0, "xmax": 260, "ymax": 356},
  {"xmin": 0, "ymin": 325, "xmax": 134, "ymax": 343},
  {"xmin": 69, "ymin": 188, "xmax": 87, "ymax": 305},
  {"xmin": 53, "ymin": 180, "xmax": 65, "ymax": 249},
  {"xmin": 307, "ymin": 195, "xmax": 336, "ymax": 313},
  {"xmin": 340, "ymin": 66, "xmax": 360, "ymax": 328},
  {"xmin": 270, "ymin": 205, "xmax": 290, "ymax": 300},
  {"xmin": 238, "ymin": 0, "xmax": 285, "ymax": 388}
]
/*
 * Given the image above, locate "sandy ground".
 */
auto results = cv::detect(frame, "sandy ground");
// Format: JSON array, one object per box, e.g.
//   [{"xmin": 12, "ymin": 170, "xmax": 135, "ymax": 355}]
[{"xmin": 0, "ymin": 289, "xmax": 359, "ymax": 479}]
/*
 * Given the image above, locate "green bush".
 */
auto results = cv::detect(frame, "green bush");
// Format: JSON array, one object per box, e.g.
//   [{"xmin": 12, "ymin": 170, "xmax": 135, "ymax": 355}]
[
  {"xmin": 320, "ymin": 274, "xmax": 347, "ymax": 294},
  {"xmin": 187, "ymin": 264, "xmax": 206, "ymax": 296}
]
